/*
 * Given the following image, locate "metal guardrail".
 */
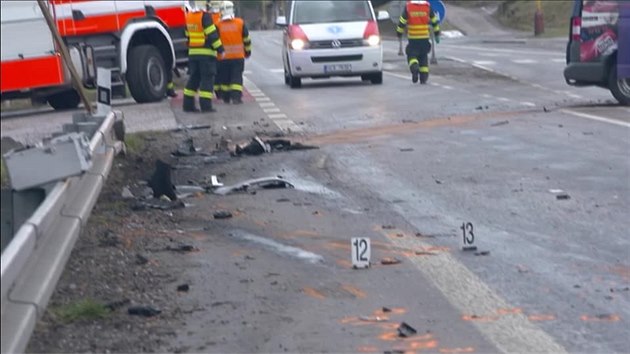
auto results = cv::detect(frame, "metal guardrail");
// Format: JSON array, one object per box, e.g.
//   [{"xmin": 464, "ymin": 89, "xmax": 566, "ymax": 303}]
[{"xmin": 0, "ymin": 110, "xmax": 125, "ymax": 354}]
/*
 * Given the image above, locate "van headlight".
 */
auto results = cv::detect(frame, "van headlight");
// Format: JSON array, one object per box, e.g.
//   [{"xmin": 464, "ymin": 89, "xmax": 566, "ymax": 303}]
[
  {"xmin": 365, "ymin": 35, "xmax": 380, "ymax": 46},
  {"xmin": 291, "ymin": 39, "xmax": 306, "ymax": 50}
]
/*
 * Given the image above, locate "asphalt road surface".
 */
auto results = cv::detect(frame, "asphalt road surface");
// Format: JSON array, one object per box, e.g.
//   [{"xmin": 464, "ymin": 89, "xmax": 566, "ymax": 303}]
[{"xmin": 5, "ymin": 23, "xmax": 629, "ymax": 354}]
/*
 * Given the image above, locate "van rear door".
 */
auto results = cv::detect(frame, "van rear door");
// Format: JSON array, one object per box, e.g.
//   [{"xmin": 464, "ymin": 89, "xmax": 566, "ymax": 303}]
[{"xmin": 618, "ymin": 1, "xmax": 629, "ymax": 79}]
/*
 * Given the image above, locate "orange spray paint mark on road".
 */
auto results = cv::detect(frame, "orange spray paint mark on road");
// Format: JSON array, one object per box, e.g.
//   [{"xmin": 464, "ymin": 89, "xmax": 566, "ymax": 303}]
[
  {"xmin": 496, "ymin": 307, "xmax": 523, "ymax": 316},
  {"xmin": 609, "ymin": 265, "xmax": 630, "ymax": 281},
  {"xmin": 292, "ymin": 230, "xmax": 320, "ymax": 237},
  {"xmin": 580, "ymin": 314, "xmax": 621, "ymax": 322},
  {"xmin": 378, "ymin": 331, "xmax": 399, "ymax": 341},
  {"xmin": 303, "ymin": 287, "xmax": 326, "ymax": 300},
  {"xmin": 305, "ymin": 110, "xmax": 535, "ymax": 146},
  {"xmin": 357, "ymin": 345, "xmax": 379, "ymax": 353},
  {"xmin": 528, "ymin": 314, "xmax": 556, "ymax": 322},
  {"xmin": 341, "ymin": 284, "xmax": 367, "ymax": 299},
  {"xmin": 408, "ymin": 339, "xmax": 438, "ymax": 350},
  {"xmin": 439, "ymin": 347, "xmax": 476, "ymax": 353},
  {"xmin": 462, "ymin": 314, "xmax": 499, "ymax": 322},
  {"xmin": 336, "ymin": 259, "xmax": 354, "ymax": 268}
]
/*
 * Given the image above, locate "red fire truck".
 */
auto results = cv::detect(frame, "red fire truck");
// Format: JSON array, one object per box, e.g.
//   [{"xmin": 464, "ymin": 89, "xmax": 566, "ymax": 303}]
[{"xmin": 1, "ymin": 0, "xmax": 188, "ymax": 110}]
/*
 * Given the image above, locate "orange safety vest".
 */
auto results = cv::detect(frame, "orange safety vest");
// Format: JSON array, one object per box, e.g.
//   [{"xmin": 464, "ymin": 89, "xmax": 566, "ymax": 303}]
[
  {"xmin": 217, "ymin": 18, "xmax": 245, "ymax": 60},
  {"xmin": 185, "ymin": 11, "xmax": 205, "ymax": 47},
  {"xmin": 406, "ymin": 2, "xmax": 431, "ymax": 39},
  {"xmin": 211, "ymin": 12, "xmax": 221, "ymax": 25}
]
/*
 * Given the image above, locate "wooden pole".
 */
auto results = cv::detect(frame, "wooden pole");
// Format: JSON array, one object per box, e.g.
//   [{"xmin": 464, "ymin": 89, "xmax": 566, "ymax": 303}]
[{"xmin": 37, "ymin": 0, "xmax": 93, "ymax": 114}]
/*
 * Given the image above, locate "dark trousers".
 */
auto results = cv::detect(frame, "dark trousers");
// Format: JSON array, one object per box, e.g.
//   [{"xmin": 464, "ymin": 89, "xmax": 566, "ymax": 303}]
[
  {"xmin": 406, "ymin": 39, "xmax": 431, "ymax": 82},
  {"xmin": 184, "ymin": 55, "xmax": 216, "ymax": 111},
  {"xmin": 217, "ymin": 58, "xmax": 245, "ymax": 102}
]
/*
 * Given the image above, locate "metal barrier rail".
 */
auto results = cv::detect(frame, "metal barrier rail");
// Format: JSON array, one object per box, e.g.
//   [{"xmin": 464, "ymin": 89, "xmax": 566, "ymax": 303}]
[{"xmin": 0, "ymin": 110, "xmax": 125, "ymax": 354}]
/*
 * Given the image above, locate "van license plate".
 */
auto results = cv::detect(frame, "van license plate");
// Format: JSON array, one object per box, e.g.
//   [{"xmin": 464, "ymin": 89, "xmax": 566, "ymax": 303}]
[{"xmin": 324, "ymin": 64, "xmax": 351, "ymax": 73}]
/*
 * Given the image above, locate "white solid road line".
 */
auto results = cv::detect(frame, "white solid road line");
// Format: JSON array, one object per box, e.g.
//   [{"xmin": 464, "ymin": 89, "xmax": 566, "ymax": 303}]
[
  {"xmin": 560, "ymin": 109, "xmax": 630, "ymax": 128},
  {"xmin": 511, "ymin": 59, "xmax": 537, "ymax": 64},
  {"xmin": 472, "ymin": 60, "xmax": 497, "ymax": 66}
]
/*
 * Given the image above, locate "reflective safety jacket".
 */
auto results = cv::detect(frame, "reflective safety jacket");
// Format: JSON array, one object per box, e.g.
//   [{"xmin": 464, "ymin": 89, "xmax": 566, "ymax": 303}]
[
  {"xmin": 217, "ymin": 17, "xmax": 251, "ymax": 60},
  {"xmin": 396, "ymin": 1, "xmax": 440, "ymax": 40},
  {"xmin": 185, "ymin": 11, "xmax": 224, "ymax": 57},
  {"xmin": 211, "ymin": 11, "xmax": 221, "ymax": 25}
]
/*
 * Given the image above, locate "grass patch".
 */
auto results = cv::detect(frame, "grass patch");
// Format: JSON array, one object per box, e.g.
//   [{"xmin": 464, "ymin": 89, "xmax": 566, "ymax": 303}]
[
  {"xmin": 495, "ymin": 0, "xmax": 573, "ymax": 35},
  {"xmin": 51, "ymin": 299, "xmax": 110, "ymax": 323},
  {"xmin": 124, "ymin": 133, "xmax": 146, "ymax": 155},
  {"xmin": 0, "ymin": 159, "xmax": 8, "ymax": 187}
]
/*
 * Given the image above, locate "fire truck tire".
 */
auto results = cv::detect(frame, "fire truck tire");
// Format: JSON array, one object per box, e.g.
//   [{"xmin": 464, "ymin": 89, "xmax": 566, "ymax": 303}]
[
  {"xmin": 47, "ymin": 89, "xmax": 80, "ymax": 110},
  {"xmin": 127, "ymin": 45, "xmax": 167, "ymax": 103}
]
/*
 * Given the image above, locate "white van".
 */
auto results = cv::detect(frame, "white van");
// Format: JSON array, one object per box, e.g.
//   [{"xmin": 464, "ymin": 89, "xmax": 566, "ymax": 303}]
[{"xmin": 275, "ymin": 0, "xmax": 390, "ymax": 88}]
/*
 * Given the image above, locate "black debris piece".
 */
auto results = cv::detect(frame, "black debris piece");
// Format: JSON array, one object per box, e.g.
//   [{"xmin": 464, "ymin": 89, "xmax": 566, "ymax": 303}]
[
  {"xmin": 148, "ymin": 159, "xmax": 177, "ymax": 200},
  {"xmin": 382, "ymin": 307, "xmax": 392, "ymax": 313},
  {"xmin": 491, "ymin": 120, "xmax": 509, "ymax": 127},
  {"xmin": 556, "ymin": 193, "xmax": 571, "ymax": 200},
  {"xmin": 177, "ymin": 284, "xmax": 190, "ymax": 292},
  {"xmin": 266, "ymin": 139, "xmax": 318, "ymax": 151},
  {"xmin": 399, "ymin": 148, "xmax": 414, "ymax": 152},
  {"xmin": 175, "ymin": 124, "xmax": 211, "ymax": 132},
  {"xmin": 172, "ymin": 137, "xmax": 197, "ymax": 157},
  {"xmin": 382, "ymin": 225, "xmax": 395, "ymax": 230},
  {"xmin": 105, "ymin": 299, "xmax": 130, "ymax": 311},
  {"xmin": 135, "ymin": 253, "xmax": 149, "ymax": 265},
  {"xmin": 235, "ymin": 136, "xmax": 269, "ymax": 156},
  {"xmin": 166, "ymin": 244, "xmax": 196, "ymax": 253},
  {"xmin": 128, "ymin": 306, "xmax": 161, "ymax": 317},
  {"xmin": 131, "ymin": 199, "xmax": 185, "ymax": 211},
  {"xmin": 397, "ymin": 322, "xmax": 417, "ymax": 337},
  {"xmin": 214, "ymin": 177, "xmax": 295, "ymax": 195},
  {"xmin": 384, "ymin": 351, "xmax": 405, "ymax": 354},
  {"xmin": 474, "ymin": 251, "xmax": 491, "ymax": 256},
  {"xmin": 213, "ymin": 210, "xmax": 233, "ymax": 219},
  {"xmin": 276, "ymin": 198, "xmax": 291, "ymax": 203}
]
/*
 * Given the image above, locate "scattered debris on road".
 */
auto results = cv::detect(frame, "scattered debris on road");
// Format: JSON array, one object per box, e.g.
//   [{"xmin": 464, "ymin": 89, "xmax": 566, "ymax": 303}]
[
  {"xmin": 474, "ymin": 250, "xmax": 491, "ymax": 256},
  {"xmin": 148, "ymin": 159, "xmax": 177, "ymax": 200},
  {"xmin": 556, "ymin": 192, "xmax": 571, "ymax": 200},
  {"xmin": 131, "ymin": 199, "xmax": 185, "ymax": 211},
  {"xmin": 381, "ymin": 258, "xmax": 402, "ymax": 265},
  {"xmin": 177, "ymin": 284, "xmax": 190, "ymax": 292},
  {"xmin": 135, "ymin": 253, "xmax": 149, "ymax": 265},
  {"xmin": 172, "ymin": 137, "xmax": 200, "ymax": 157},
  {"xmin": 382, "ymin": 307, "xmax": 392, "ymax": 313},
  {"xmin": 166, "ymin": 244, "xmax": 197, "ymax": 253},
  {"xmin": 127, "ymin": 306, "xmax": 161, "ymax": 317},
  {"xmin": 174, "ymin": 124, "xmax": 211, "ymax": 132},
  {"xmin": 214, "ymin": 176, "xmax": 295, "ymax": 195},
  {"xmin": 213, "ymin": 210, "xmax": 233, "ymax": 219},
  {"xmin": 234, "ymin": 136, "xmax": 318, "ymax": 156},
  {"xmin": 491, "ymin": 120, "xmax": 509, "ymax": 127},
  {"xmin": 397, "ymin": 322, "xmax": 417, "ymax": 337},
  {"xmin": 399, "ymin": 148, "xmax": 414, "ymax": 152},
  {"xmin": 382, "ymin": 225, "xmax": 395, "ymax": 230}
]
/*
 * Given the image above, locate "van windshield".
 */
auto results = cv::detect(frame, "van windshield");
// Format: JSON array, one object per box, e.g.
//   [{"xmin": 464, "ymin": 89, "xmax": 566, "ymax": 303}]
[{"xmin": 293, "ymin": 0, "xmax": 373, "ymax": 24}]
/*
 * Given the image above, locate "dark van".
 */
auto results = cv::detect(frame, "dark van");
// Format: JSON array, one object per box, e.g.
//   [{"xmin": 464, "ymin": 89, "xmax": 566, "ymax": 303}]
[{"xmin": 564, "ymin": 0, "xmax": 629, "ymax": 105}]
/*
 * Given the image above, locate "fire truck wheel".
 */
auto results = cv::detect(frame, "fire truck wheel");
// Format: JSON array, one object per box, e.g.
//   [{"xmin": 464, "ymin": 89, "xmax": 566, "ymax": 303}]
[
  {"xmin": 47, "ymin": 89, "xmax": 80, "ymax": 110},
  {"xmin": 127, "ymin": 45, "xmax": 167, "ymax": 103}
]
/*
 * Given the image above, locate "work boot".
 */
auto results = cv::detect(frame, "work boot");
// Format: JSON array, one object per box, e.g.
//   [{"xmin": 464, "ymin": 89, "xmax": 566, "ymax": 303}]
[
  {"xmin": 410, "ymin": 63, "xmax": 419, "ymax": 84},
  {"xmin": 183, "ymin": 96, "xmax": 199, "ymax": 112},
  {"xmin": 166, "ymin": 88, "xmax": 177, "ymax": 98},
  {"xmin": 200, "ymin": 98, "xmax": 216, "ymax": 113},
  {"xmin": 420, "ymin": 72, "xmax": 429, "ymax": 85},
  {"xmin": 231, "ymin": 91, "xmax": 243, "ymax": 104}
]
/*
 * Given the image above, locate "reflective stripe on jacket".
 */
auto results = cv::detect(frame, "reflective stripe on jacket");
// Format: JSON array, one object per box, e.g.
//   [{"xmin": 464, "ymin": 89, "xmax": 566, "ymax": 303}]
[
  {"xmin": 217, "ymin": 17, "xmax": 251, "ymax": 60},
  {"xmin": 396, "ymin": 2, "xmax": 440, "ymax": 40},
  {"xmin": 185, "ymin": 11, "xmax": 223, "ymax": 56}
]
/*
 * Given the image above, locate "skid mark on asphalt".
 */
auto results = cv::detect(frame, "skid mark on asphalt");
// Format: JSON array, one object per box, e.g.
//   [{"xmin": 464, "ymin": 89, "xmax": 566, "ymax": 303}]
[{"xmin": 243, "ymin": 75, "xmax": 303, "ymax": 133}]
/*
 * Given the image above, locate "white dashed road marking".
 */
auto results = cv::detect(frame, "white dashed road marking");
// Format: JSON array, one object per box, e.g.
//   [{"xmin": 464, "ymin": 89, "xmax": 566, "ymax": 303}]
[
  {"xmin": 243, "ymin": 76, "xmax": 303, "ymax": 133},
  {"xmin": 472, "ymin": 60, "xmax": 497, "ymax": 66},
  {"xmin": 560, "ymin": 109, "xmax": 630, "ymax": 128},
  {"xmin": 511, "ymin": 59, "xmax": 537, "ymax": 64}
]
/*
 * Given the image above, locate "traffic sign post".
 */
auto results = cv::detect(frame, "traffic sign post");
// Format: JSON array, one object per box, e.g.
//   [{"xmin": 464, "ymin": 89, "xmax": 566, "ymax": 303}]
[{"xmin": 428, "ymin": 0, "xmax": 445, "ymax": 65}]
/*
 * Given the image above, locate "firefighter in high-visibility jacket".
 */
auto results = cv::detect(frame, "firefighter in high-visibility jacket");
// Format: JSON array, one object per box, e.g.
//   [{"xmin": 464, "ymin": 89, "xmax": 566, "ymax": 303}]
[
  {"xmin": 207, "ymin": 0, "xmax": 226, "ymax": 101},
  {"xmin": 396, "ymin": 0, "xmax": 440, "ymax": 84},
  {"xmin": 216, "ymin": 1, "xmax": 251, "ymax": 104},
  {"xmin": 183, "ymin": 1, "xmax": 224, "ymax": 113}
]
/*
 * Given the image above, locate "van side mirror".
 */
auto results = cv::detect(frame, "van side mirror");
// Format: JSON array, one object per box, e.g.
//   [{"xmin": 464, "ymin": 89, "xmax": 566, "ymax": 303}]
[
  {"xmin": 377, "ymin": 10, "xmax": 390, "ymax": 21},
  {"xmin": 276, "ymin": 16, "xmax": 287, "ymax": 26}
]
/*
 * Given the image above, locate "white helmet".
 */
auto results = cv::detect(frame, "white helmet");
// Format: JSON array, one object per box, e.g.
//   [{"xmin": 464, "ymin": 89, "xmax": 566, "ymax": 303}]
[
  {"xmin": 207, "ymin": 0, "xmax": 222, "ymax": 13},
  {"xmin": 185, "ymin": 0, "xmax": 200, "ymax": 12},
  {"xmin": 220, "ymin": 0, "xmax": 235, "ymax": 21}
]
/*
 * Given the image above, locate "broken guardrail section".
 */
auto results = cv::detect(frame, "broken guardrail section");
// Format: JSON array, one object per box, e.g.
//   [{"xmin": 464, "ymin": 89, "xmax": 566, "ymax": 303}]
[{"xmin": 1, "ymin": 108, "xmax": 125, "ymax": 354}]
